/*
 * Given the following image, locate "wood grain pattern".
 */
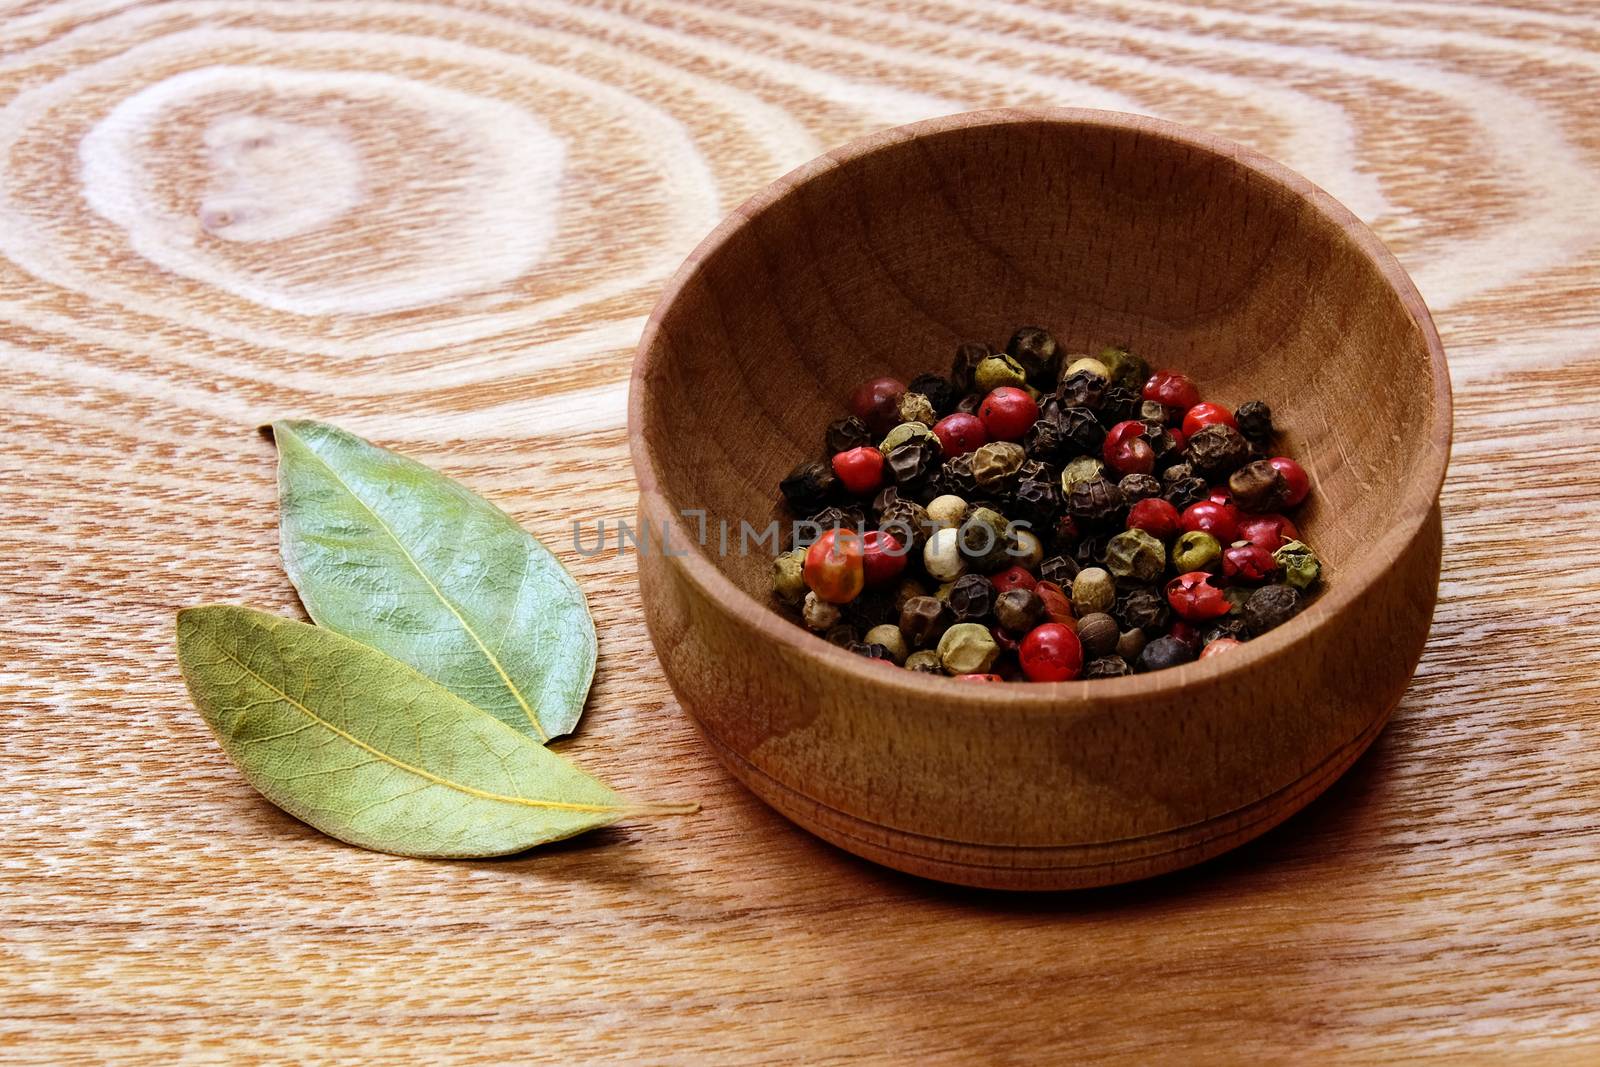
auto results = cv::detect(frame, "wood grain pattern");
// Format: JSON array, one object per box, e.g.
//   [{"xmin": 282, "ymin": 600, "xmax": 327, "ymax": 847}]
[
  {"xmin": 632, "ymin": 107, "xmax": 1451, "ymax": 890},
  {"xmin": 2, "ymin": 0, "xmax": 1598, "ymax": 1060}
]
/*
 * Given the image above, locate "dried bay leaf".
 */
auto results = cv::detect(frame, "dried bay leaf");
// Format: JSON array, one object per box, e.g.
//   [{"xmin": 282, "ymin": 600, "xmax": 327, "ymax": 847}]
[
  {"xmin": 177, "ymin": 605, "xmax": 639, "ymax": 858},
  {"xmin": 273, "ymin": 420, "xmax": 594, "ymax": 743}
]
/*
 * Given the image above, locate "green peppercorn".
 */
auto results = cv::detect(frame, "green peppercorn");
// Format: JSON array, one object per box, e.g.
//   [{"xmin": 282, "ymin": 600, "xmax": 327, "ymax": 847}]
[
  {"xmin": 1115, "ymin": 586, "xmax": 1170, "ymax": 633},
  {"xmin": 1076, "ymin": 612, "xmax": 1120, "ymax": 658},
  {"xmin": 1104, "ymin": 528, "xmax": 1166, "ymax": 583},
  {"xmin": 1072, "ymin": 567, "xmax": 1115, "ymax": 616},
  {"xmin": 772, "ymin": 548, "xmax": 807, "ymax": 605},
  {"xmin": 1172, "ymin": 530, "xmax": 1222, "ymax": 573},
  {"xmin": 1244, "ymin": 583, "xmax": 1301, "ymax": 636},
  {"xmin": 881, "ymin": 420, "xmax": 934, "ymax": 454},
  {"xmin": 972, "ymin": 441, "xmax": 1026, "ymax": 491},
  {"xmin": 1115, "ymin": 627, "xmax": 1147, "ymax": 662},
  {"xmin": 1060, "ymin": 455, "xmax": 1107, "ymax": 495},
  {"xmin": 950, "ymin": 342, "xmax": 993, "ymax": 392},
  {"xmin": 1007, "ymin": 326, "xmax": 1059, "ymax": 383},
  {"xmin": 1038, "ymin": 555, "xmax": 1079, "ymax": 586},
  {"xmin": 1274, "ymin": 540, "xmax": 1321, "ymax": 590},
  {"xmin": 959, "ymin": 507, "xmax": 1015, "ymax": 572},
  {"xmin": 995, "ymin": 588, "xmax": 1045, "ymax": 635},
  {"xmin": 905, "ymin": 649, "xmax": 944, "ymax": 673},
  {"xmin": 803, "ymin": 591, "xmax": 842, "ymax": 632},
  {"xmin": 899, "ymin": 595, "xmax": 951, "ymax": 648},
  {"xmin": 1224, "ymin": 584, "xmax": 1252, "ymax": 616},
  {"xmin": 1084, "ymin": 655, "xmax": 1131, "ymax": 679},
  {"xmin": 1185, "ymin": 423, "xmax": 1251, "ymax": 478},
  {"xmin": 975, "ymin": 354, "xmax": 1027, "ymax": 392},
  {"xmin": 1229, "ymin": 459, "xmax": 1289, "ymax": 513},
  {"xmin": 938, "ymin": 622, "xmax": 1000, "ymax": 675},
  {"xmin": 947, "ymin": 573, "xmax": 997, "ymax": 623},
  {"xmin": 898, "ymin": 392, "xmax": 937, "ymax": 428},
  {"xmin": 825, "ymin": 415, "xmax": 873, "ymax": 456},
  {"xmin": 1099, "ymin": 345, "xmax": 1148, "ymax": 391},
  {"xmin": 864, "ymin": 624, "xmax": 909, "ymax": 664}
]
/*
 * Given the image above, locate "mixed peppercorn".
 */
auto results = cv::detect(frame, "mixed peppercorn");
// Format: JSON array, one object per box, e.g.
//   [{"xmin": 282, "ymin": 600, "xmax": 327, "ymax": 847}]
[{"xmin": 771, "ymin": 329, "xmax": 1322, "ymax": 681}]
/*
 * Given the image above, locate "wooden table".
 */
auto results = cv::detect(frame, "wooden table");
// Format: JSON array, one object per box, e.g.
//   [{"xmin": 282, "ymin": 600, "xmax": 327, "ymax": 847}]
[{"xmin": 5, "ymin": 0, "xmax": 1599, "ymax": 1061}]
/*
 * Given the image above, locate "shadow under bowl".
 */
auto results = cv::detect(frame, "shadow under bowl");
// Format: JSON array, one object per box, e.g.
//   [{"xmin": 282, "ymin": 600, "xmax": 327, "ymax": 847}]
[{"xmin": 629, "ymin": 108, "xmax": 1451, "ymax": 890}]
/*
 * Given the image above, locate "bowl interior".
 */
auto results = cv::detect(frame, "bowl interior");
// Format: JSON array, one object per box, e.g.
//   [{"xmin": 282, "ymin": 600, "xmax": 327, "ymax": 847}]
[{"xmin": 635, "ymin": 111, "xmax": 1444, "ymax": 622}]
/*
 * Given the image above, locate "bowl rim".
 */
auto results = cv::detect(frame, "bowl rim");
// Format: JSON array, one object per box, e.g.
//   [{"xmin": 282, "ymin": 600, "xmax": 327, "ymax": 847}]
[{"xmin": 628, "ymin": 106, "xmax": 1452, "ymax": 705}]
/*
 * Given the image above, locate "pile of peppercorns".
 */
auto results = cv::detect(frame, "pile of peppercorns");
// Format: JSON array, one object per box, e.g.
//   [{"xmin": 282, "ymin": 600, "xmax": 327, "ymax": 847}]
[{"xmin": 770, "ymin": 328, "xmax": 1322, "ymax": 681}]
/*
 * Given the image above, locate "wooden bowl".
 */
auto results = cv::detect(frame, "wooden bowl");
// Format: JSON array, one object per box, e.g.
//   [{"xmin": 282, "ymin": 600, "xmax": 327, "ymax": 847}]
[{"xmin": 629, "ymin": 108, "xmax": 1451, "ymax": 890}]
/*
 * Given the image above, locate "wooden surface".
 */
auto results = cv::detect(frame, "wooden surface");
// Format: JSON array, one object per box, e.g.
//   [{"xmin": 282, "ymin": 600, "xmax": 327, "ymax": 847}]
[
  {"xmin": 3, "ymin": 0, "xmax": 1598, "ymax": 1061},
  {"xmin": 632, "ymin": 108, "xmax": 1452, "ymax": 889}
]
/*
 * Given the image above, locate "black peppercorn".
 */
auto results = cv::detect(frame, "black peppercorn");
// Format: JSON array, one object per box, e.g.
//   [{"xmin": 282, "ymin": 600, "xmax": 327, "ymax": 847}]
[
  {"xmin": 941, "ymin": 452, "xmax": 981, "ymax": 497},
  {"xmin": 1143, "ymin": 423, "xmax": 1183, "ymax": 466},
  {"xmin": 848, "ymin": 641, "xmax": 894, "ymax": 661},
  {"xmin": 1117, "ymin": 473, "xmax": 1161, "ymax": 503},
  {"xmin": 1137, "ymin": 634, "xmax": 1194, "ymax": 673},
  {"xmin": 1202, "ymin": 617, "xmax": 1250, "ymax": 646},
  {"xmin": 1072, "ymin": 532, "xmax": 1110, "ymax": 569},
  {"xmin": 947, "ymin": 573, "xmax": 996, "ymax": 623},
  {"xmin": 1244, "ymin": 583, "xmax": 1301, "ymax": 636},
  {"xmin": 1038, "ymin": 554, "xmax": 1079, "ymax": 586},
  {"xmin": 779, "ymin": 459, "xmax": 837, "ymax": 514},
  {"xmin": 1160, "ymin": 461, "xmax": 1194, "ymax": 485},
  {"xmin": 908, "ymin": 373, "xmax": 958, "ymax": 417},
  {"xmin": 955, "ymin": 393, "xmax": 984, "ymax": 416},
  {"xmin": 1010, "ymin": 477, "xmax": 1060, "ymax": 528},
  {"xmin": 871, "ymin": 486, "xmax": 901, "ymax": 515},
  {"xmin": 1164, "ymin": 475, "xmax": 1209, "ymax": 510},
  {"xmin": 950, "ymin": 342, "xmax": 992, "ymax": 392},
  {"xmin": 994, "ymin": 588, "xmax": 1045, "ymax": 634},
  {"xmin": 1007, "ymin": 326, "xmax": 1060, "ymax": 384},
  {"xmin": 823, "ymin": 623, "xmax": 857, "ymax": 647},
  {"xmin": 899, "ymin": 595, "xmax": 952, "ymax": 649},
  {"xmin": 1066, "ymin": 476, "xmax": 1125, "ymax": 526},
  {"xmin": 795, "ymin": 504, "xmax": 865, "ymax": 548},
  {"xmin": 1046, "ymin": 513, "xmax": 1080, "ymax": 553},
  {"xmin": 1056, "ymin": 406, "xmax": 1105, "ymax": 456},
  {"xmin": 1076, "ymin": 612, "xmax": 1120, "ymax": 657},
  {"xmin": 1056, "ymin": 369, "xmax": 1106, "ymax": 411},
  {"xmin": 887, "ymin": 439, "xmax": 938, "ymax": 488},
  {"xmin": 824, "ymin": 415, "xmax": 873, "ymax": 456},
  {"xmin": 1022, "ymin": 410, "xmax": 1069, "ymax": 464},
  {"xmin": 879, "ymin": 497, "xmax": 931, "ymax": 551},
  {"xmin": 1137, "ymin": 399, "xmax": 1170, "ymax": 426},
  {"xmin": 1185, "ymin": 423, "xmax": 1251, "ymax": 478},
  {"xmin": 1235, "ymin": 400, "xmax": 1274, "ymax": 446},
  {"xmin": 1115, "ymin": 585, "xmax": 1171, "ymax": 633},
  {"xmin": 1229, "ymin": 459, "xmax": 1290, "ymax": 513},
  {"xmin": 1084, "ymin": 655, "xmax": 1131, "ymax": 679},
  {"xmin": 1015, "ymin": 458, "xmax": 1051, "ymax": 485},
  {"xmin": 1096, "ymin": 385, "xmax": 1140, "ymax": 426}
]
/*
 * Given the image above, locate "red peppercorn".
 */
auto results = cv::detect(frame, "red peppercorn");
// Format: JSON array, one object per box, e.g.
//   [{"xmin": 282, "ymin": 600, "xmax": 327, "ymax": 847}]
[
  {"xmin": 1207, "ymin": 484, "xmax": 1234, "ymax": 507},
  {"xmin": 1267, "ymin": 456, "xmax": 1310, "ymax": 507},
  {"xmin": 1126, "ymin": 497, "xmax": 1180, "ymax": 541},
  {"xmin": 1181, "ymin": 402, "xmax": 1237, "ymax": 438},
  {"xmin": 978, "ymin": 387, "xmax": 1039, "ymax": 442},
  {"xmin": 1179, "ymin": 500, "xmax": 1240, "ymax": 544},
  {"xmin": 1168, "ymin": 620, "xmax": 1202, "ymax": 650},
  {"xmin": 1143, "ymin": 369, "xmax": 1200, "ymax": 410},
  {"xmin": 1168, "ymin": 427, "xmax": 1187, "ymax": 455},
  {"xmin": 1033, "ymin": 580, "xmax": 1075, "ymax": 626},
  {"xmin": 1166, "ymin": 571, "xmax": 1231, "ymax": 621},
  {"xmin": 1222, "ymin": 542, "xmax": 1278, "ymax": 582},
  {"xmin": 859, "ymin": 529, "xmax": 908, "ymax": 587},
  {"xmin": 1019, "ymin": 623, "xmax": 1084, "ymax": 681},
  {"xmin": 1200, "ymin": 637, "xmax": 1243, "ymax": 659},
  {"xmin": 990, "ymin": 565, "xmax": 1037, "ymax": 594},
  {"xmin": 991, "ymin": 626, "xmax": 1021, "ymax": 655},
  {"xmin": 830, "ymin": 446, "xmax": 884, "ymax": 496},
  {"xmin": 1237, "ymin": 513, "xmax": 1300, "ymax": 552},
  {"xmin": 848, "ymin": 377, "xmax": 907, "ymax": 435},
  {"xmin": 932, "ymin": 412, "xmax": 988, "ymax": 457},
  {"xmin": 957, "ymin": 673, "xmax": 1006, "ymax": 683},
  {"xmin": 1103, "ymin": 419, "xmax": 1155, "ymax": 475},
  {"xmin": 804, "ymin": 529, "xmax": 864, "ymax": 603}
]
